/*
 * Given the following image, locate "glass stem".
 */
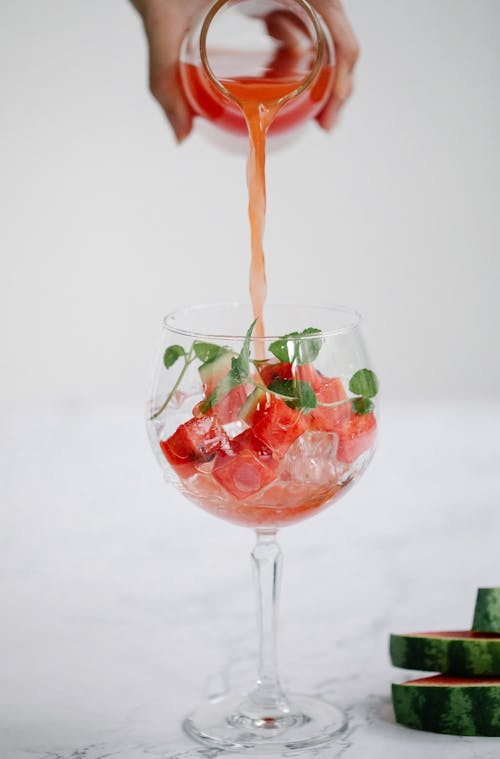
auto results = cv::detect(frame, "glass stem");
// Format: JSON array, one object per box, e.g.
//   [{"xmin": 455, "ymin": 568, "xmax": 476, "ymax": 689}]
[{"xmin": 251, "ymin": 528, "xmax": 289, "ymax": 712}]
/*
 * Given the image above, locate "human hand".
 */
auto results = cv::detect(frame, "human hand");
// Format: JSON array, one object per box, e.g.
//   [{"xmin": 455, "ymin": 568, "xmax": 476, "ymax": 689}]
[{"xmin": 129, "ymin": 0, "xmax": 359, "ymax": 142}]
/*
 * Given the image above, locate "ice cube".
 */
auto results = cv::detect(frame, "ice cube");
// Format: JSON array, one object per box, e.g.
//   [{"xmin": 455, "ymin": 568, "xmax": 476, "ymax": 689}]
[
  {"xmin": 279, "ymin": 431, "xmax": 339, "ymax": 484},
  {"xmin": 223, "ymin": 419, "xmax": 249, "ymax": 439}
]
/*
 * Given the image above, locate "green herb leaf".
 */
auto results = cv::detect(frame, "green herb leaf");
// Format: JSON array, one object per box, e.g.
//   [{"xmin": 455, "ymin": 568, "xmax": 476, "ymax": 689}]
[
  {"xmin": 200, "ymin": 320, "xmax": 257, "ymax": 412},
  {"xmin": 163, "ymin": 345, "xmax": 185, "ymax": 369},
  {"xmin": 294, "ymin": 380, "xmax": 317, "ymax": 411},
  {"xmin": 269, "ymin": 333, "xmax": 299, "ymax": 363},
  {"xmin": 349, "ymin": 369, "xmax": 379, "ymax": 398},
  {"xmin": 268, "ymin": 379, "xmax": 317, "ymax": 411},
  {"xmin": 193, "ymin": 342, "xmax": 227, "ymax": 364},
  {"xmin": 232, "ymin": 319, "xmax": 257, "ymax": 379},
  {"xmin": 269, "ymin": 327, "xmax": 323, "ymax": 365},
  {"xmin": 352, "ymin": 396, "xmax": 374, "ymax": 415},
  {"xmin": 297, "ymin": 327, "xmax": 323, "ymax": 363}
]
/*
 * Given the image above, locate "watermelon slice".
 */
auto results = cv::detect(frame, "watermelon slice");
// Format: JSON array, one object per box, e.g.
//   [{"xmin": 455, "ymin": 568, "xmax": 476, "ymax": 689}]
[
  {"xmin": 392, "ymin": 675, "xmax": 500, "ymax": 736},
  {"xmin": 473, "ymin": 588, "xmax": 500, "ymax": 634},
  {"xmin": 390, "ymin": 630, "xmax": 500, "ymax": 676}
]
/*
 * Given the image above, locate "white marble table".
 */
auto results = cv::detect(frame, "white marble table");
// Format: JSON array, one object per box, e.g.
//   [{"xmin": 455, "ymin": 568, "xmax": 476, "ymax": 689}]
[{"xmin": 1, "ymin": 402, "xmax": 500, "ymax": 758}]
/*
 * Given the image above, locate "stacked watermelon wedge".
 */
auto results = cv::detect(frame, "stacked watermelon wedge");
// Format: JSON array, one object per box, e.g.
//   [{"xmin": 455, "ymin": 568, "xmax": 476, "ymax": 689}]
[{"xmin": 390, "ymin": 587, "xmax": 500, "ymax": 736}]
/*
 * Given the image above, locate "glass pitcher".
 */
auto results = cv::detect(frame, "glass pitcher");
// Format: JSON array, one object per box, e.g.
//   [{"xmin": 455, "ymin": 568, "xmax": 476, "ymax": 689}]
[{"xmin": 180, "ymin": 0, "xmax": 335, "ymax": 140}]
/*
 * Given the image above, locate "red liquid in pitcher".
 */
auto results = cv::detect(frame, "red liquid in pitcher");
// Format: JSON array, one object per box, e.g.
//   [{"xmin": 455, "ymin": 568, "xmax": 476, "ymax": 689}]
[{"xmin": 180, "ymin": 62, "xmax": 333, "ymax": 137}]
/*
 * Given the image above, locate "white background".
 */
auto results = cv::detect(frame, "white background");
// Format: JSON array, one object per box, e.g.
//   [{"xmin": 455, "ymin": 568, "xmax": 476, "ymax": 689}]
[
  {"xmin": 1, "ymin": 4, "xmax": 500, "ymax": 757},
  {"xmin": 1, "ymin": 0, "xmax": 499, "ymax": 408}
]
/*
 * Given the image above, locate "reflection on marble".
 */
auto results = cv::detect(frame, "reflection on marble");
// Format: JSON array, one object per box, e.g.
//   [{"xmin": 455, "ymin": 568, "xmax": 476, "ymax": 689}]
[{"xmin": 1, "ymin": 403, "xmax": 500, "ymax": 758}]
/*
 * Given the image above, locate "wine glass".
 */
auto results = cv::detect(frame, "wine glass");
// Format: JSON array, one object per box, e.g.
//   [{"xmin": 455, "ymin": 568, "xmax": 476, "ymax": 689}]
[{"xmin": 146, "ymin": 302, "xmax": 378, "ymax": 750}]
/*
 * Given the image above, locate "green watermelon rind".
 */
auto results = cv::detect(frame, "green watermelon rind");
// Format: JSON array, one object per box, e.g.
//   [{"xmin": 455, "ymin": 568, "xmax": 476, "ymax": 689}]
[
  {"xmin": 239, "ymin": 387, "xmax": 267, "ymax": 424},
  {"xmin": 392, "ymin": 678, "xmax": 500, "ymax": 736},
  {"xmin": 198, "ymin": 350, "xmax": 236, "ymax": 397},
  {"xmin": 473, "ymin": 588, "xmax": 500, "ymax": 634},
  {"xmin": 390, "ymin": 632, "xmax": 500, "ymax": 676}
]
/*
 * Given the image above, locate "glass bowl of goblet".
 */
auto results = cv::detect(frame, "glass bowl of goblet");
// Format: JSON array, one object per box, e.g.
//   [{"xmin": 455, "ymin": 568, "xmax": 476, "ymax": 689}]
[{"xmin": 146, "ymin": 302, "xmax": 378, "ymax": 751}]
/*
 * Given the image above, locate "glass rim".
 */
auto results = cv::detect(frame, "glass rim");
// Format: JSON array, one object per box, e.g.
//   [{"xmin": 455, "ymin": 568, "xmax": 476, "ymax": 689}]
[
  {"xmin": 199, "ymin": 0, "xmax": 326, "ymax": 108},
  {"xmin": 163, "ymin": 302, "xmax": 362, "ymax": 341}
]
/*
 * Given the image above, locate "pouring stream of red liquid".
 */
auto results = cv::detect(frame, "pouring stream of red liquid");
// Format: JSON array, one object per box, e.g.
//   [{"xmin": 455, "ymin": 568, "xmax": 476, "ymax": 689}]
[{"xmin": 220, "ymin": 77, "xmax": 302, "ymax": 350}]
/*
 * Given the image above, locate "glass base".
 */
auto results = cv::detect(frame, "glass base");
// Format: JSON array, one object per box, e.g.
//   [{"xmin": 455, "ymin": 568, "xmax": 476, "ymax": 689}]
[{"xmin": 183, "ymin": 692, "xmax": 347, "ymax": 751}]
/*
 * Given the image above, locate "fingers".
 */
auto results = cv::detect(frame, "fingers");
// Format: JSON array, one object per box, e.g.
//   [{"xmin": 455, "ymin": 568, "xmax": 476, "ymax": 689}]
[
  {"xmin": 140, "ymin": 3, "xmax": 193, "ymax": 143},
  {"xmin": 314, "ymin": 0, "xmax": 359, "ymax": 130},
  {"xmin": 265, "ymin": 11, "xmax": 312, "ymax": 78},
  {"xmin": 316, "ymin": 70, "xmax": 353, "ymax": 130}
]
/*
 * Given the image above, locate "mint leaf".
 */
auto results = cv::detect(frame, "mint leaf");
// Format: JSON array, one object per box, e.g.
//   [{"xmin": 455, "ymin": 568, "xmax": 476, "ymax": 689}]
[
  {"xmin": 232, "ymin": 319, "xmax": 257, "ymax": 379},
  {"xmin": 349, "ymin": 369, "xmax": 379, "ymax": 398},
  {"xmin": 268, "ymin": 379, "xmax": 317, "ymax": 411},
  {"xmin": 269, "ymin": 332, "xmax": 299, "ymax": 363},
  {"xmin": 193, "ymin": 342, "xmax": 227, "ymax": 363},
  {"xmin": 352, "ymin": 396, "xmax": 374, "ymax": 415},
  {"xmin": 269, "ymin": 327, "xmax": 323, "ymax": 365},
  {"xmin": 268, "ymin": 378, "xmax": 295, "ymax": 399},
  {"xmin": 163, "ymin": 345, "xmax": 185, "ymax": 369},
  {"xmin": 297, "ymin": 327, "xmax": 323, "ymax": 364},
  {"xmin": 294, "ymin": 380, "xmax": 317, "ymax": 411}
]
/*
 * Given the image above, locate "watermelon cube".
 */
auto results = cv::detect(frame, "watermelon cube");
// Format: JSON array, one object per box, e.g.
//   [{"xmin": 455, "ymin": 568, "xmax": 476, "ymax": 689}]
[
  {"xmin": 160, "ymin": 415, "xmax": 229, "ymax": 478},
  {"xmin": 336, "ymin": 411, "xmax": 377, "ymax": 463},
  {"xmin": 251, "ymin": 394, "xmax": 309, "ymax": 459},
  {"xmin": 309, "ymin": 376, "xmax": 350, "ymax": 432},
  {"xmin": 193, "ymin": 384, "xmax": 248, "ymax": 425},
  {"xmin": 213, "ymin": 429, "xmax": 278, "ymax": 500},
  {"xmin": 259, "ymin": 361, "xmax": 322, "ymax": 390}
]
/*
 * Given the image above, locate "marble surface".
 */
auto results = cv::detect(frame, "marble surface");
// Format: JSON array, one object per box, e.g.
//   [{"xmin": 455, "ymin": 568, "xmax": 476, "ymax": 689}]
[{"xmin": 1, "ymin": 402, "xmax": 500, "ymax": 758}]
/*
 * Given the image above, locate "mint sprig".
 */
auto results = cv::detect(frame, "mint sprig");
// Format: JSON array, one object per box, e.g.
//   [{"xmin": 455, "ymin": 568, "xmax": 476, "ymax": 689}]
[
  {"xmin": 152, "ymin": 322, "xmax": 379, "ymax": 422},
  {"xmin": 151, "ymin": 344, "xmax": 196, "ymax": 420},
  {"xmin": 269, "ymin": 327, "xmax": 322, "ymax": 365}
]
